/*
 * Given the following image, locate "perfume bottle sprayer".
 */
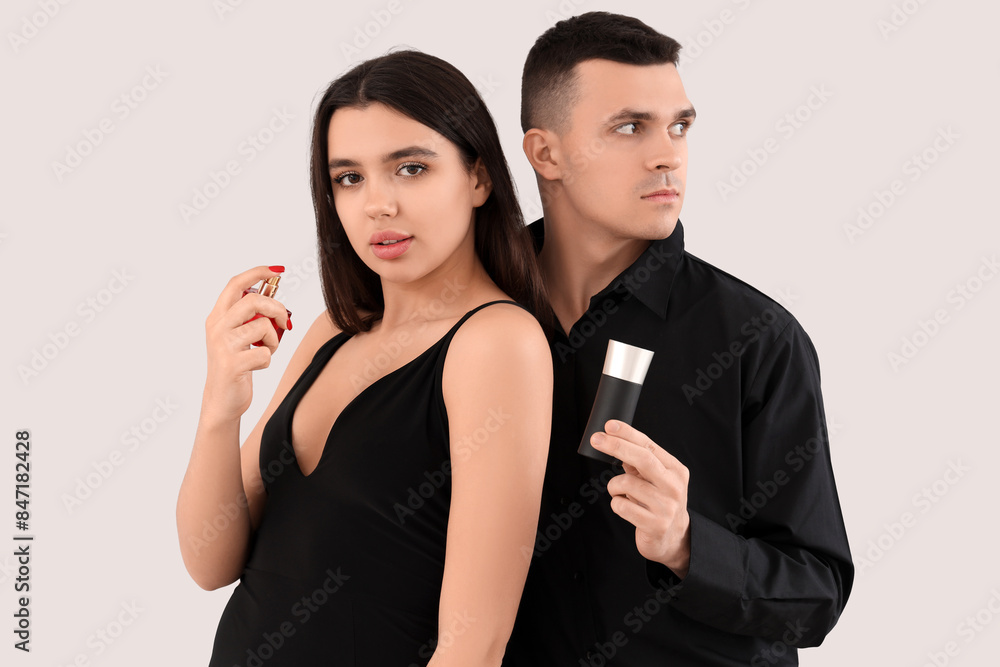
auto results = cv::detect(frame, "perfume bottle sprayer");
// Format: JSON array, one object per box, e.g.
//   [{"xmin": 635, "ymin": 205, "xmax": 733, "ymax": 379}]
[{"xmin": 241, "ymin": 275, "xmax": 291, "ymax": 347}]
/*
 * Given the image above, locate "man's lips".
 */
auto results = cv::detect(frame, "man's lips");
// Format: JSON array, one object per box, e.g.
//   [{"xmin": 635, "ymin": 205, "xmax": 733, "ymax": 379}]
[{"xmin": 642, "ymin": 188, "xmax": 679, "ymax": 199}]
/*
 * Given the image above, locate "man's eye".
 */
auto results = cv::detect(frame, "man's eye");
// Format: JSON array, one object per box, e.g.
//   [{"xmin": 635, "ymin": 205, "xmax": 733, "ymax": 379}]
[
  {"xmin": 670, "ymin": 121, "xmax": 690, "ymax": 136},
  {"xmin": 614, "ymin": 122, "xmax": 638, "ymax": 135}
]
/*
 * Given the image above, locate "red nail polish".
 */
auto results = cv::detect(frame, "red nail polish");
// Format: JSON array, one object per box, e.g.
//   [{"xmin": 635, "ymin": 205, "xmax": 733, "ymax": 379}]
[
  {"xmin": 286, "ymin": 316, "xmax": 293, "ymax": 331},
  {"xmin": 268, "ymin": 265, "xmax": 285, "ymax": 273},
  {"xmin": 242, "ymin": 275, "xmax": 292, "ymax": 346}
]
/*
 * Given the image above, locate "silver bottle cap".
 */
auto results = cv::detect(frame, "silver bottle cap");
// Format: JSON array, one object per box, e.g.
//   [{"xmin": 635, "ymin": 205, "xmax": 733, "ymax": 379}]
[{"xmin": 602, "ymin": 340, "xmax": 655, "ymax": 385}]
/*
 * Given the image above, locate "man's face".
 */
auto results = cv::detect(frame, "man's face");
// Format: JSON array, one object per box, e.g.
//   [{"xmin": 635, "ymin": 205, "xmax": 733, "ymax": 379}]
[{"xmin": 550, "ymin": 59, "xmax": 695, "ymax": 241}]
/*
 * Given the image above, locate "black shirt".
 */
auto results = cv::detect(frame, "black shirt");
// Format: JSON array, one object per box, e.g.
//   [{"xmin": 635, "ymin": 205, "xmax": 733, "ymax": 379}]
[{"xmin": 503, "ymin": 219, "xmax": 853, "ymax": 666}]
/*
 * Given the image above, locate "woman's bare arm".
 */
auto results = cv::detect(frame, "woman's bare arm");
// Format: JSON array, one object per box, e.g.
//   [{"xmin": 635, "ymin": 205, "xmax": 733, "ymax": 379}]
[
  {"xmin": 176, "ymin": 269, "xmax": 336, "ymax": 590},
  {"xmin": 429, "ymin": 304, "xmax": 553, "ymax": 666}
]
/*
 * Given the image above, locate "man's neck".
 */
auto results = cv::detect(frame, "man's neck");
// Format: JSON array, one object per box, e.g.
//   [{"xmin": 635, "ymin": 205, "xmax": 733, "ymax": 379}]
[{"xmin": 538, "ymin": 215, "xmax": 650, "ymax": 335}]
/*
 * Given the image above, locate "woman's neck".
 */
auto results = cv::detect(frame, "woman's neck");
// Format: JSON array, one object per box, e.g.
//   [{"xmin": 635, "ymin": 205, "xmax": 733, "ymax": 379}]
[{"xmin": 377, "ymin": 243, "xmax": 500, "ymax": 331}]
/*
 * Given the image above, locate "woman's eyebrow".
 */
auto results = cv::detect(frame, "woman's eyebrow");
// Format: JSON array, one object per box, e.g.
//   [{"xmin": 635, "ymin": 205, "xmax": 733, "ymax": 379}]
[{"xmin": 328, "ymin": 146, "xmax": 440, "ymax": 170}]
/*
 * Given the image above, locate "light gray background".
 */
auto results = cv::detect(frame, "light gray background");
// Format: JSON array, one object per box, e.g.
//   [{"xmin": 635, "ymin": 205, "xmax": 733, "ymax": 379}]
[{"xmin": 3, "ymin": 0, "xmax": 998, "ymax": 664}]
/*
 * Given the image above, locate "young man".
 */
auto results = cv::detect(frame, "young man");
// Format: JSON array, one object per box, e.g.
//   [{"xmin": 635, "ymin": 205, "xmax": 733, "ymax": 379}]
[{"xmin": 503, "ymin": 12, "xmax": 853, "ymax": 666}]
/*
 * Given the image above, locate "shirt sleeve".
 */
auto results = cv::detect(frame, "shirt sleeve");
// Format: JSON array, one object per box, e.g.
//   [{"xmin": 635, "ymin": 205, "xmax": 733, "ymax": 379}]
[{"xmin": 646, "ymin": 318, "xmax": 854, "ymax": 646}]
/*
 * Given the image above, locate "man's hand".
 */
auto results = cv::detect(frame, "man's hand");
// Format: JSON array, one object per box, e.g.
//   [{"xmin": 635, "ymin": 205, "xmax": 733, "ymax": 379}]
[{"xmin": 590, "ymin": 419, "xmax": 692, "ymax": 579}]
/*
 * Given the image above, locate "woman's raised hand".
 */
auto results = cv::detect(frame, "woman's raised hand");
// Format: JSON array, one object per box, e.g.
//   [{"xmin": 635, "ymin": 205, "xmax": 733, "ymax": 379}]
[{"xmin": 201, "ymin": 265, "xmax": 292, "ymax": 425}]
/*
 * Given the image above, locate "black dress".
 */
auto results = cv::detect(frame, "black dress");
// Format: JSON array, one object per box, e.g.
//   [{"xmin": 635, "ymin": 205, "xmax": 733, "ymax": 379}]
[{"xmin": 208, "ymin": 300, "xmax": 521, "ymax": 666}]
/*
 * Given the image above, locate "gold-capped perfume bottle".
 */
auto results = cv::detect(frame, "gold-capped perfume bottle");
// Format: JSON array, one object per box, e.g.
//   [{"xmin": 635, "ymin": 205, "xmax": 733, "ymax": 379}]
[{"xmin": 241, "ymin": 274, "xmax": 292, "ymax": 347}]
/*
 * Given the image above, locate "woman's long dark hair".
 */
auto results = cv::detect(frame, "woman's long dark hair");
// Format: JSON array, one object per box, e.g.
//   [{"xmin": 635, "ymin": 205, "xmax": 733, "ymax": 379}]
[{"xmin": 309, "ymin": 49, "xmax": 549, "ymax": 334}]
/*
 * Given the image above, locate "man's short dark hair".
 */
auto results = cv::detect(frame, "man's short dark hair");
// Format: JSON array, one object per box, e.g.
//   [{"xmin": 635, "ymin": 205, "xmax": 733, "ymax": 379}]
[{"xmin": 520, "ymin": 11, "xmax": 682, "ymax": 133}]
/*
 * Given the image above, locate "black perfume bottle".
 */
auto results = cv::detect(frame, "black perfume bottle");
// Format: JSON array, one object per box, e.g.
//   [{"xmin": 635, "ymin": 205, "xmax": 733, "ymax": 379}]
[{"xmin": 578, "ymin": 340, "xmax": 655, "ymax": 463}]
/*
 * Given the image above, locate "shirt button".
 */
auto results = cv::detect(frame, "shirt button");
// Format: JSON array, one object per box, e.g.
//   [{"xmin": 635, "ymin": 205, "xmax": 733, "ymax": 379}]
[
  {"xmin": 573, "ymin": 571, "xmax": 584, "ymax": 582},
  {"xmin": 559, "ymin": 497, "xmax": 569, "ymax": 506}
]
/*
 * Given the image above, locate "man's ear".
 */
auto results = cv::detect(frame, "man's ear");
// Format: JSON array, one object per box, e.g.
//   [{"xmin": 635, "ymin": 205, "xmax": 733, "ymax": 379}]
[
  {"xmin": 523, "ymin": 128, "xmax": 563, "ymax": 181},
  {"xmin": 470, "ymin": 157, "xmax": 493, "ymax": 207}
]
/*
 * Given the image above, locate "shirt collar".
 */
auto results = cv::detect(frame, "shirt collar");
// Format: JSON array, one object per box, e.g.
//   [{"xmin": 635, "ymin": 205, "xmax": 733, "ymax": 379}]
[{"xmin": 527, "ymin": 218, "xmax": 685, "ymax": 320}]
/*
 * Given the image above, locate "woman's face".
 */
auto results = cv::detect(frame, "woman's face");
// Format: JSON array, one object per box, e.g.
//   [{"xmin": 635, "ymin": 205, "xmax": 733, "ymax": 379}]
[{"xmin": 327, "ymin": 102, "xmax": 491, "ymax": 288}]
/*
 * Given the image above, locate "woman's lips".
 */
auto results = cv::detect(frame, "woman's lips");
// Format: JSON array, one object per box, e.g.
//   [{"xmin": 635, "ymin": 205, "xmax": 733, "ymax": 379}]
[
  {"xmin": 370, "ymin": 236, "xmax": 413, "ymax": 260},
  {"xmin": 369, "ymin": 229, "xmax": 410, "ymax": 244}
]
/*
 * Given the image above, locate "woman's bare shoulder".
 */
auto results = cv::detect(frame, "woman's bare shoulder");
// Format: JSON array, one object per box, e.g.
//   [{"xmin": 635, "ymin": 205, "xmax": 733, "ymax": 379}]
[{"xmin": 446, "ymin": 300, "xmax": 550, "ymax": 372}]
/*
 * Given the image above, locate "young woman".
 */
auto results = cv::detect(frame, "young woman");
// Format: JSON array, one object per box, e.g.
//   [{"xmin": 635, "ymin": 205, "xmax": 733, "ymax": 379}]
[{"xmin": 175, "ymin": 50, "xmax": 553, "ymax": 665}]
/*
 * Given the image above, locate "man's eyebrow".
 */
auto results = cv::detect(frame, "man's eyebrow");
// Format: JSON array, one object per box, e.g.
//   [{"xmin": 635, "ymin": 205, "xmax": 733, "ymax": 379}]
[
  {"xmin": 604, "ymin": 106, "xmax": 698, "ymax": 126},
  {"xmin": 328, "ymin": 145, "xmax": 440, "ymax": 170}
]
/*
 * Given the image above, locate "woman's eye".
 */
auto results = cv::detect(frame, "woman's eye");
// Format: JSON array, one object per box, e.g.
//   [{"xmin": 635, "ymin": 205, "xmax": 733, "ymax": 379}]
[
  {"xmin": 333, "ymin": 172, "xmax": 362, "ymax": 186},
  {"xmin": 399, "ymin": 163, "xmax": 426, "ymax": 176},
  {"xmin": 614, "ymin": 122, "xmax": 638, "ymax": 135}
]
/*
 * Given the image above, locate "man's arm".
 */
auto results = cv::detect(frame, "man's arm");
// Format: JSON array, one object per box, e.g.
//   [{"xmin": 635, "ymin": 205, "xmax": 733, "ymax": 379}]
[{"xmin": 593, "ymin": 319, "xmax": 854, "ymax": 646}]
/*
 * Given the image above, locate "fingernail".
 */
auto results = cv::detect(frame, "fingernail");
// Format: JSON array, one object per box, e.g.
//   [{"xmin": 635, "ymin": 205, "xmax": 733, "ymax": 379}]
[
  {"xmin": 591, "ymin": 433, "xmax": 606, "ymax": 447},
  {"xmin": 606, "ymin": 421, "xmax": 620, "ymax": 434},
  {"xmin": 286, "ymin": 316, "xmax": 293, "ymax": 331},
  {"xmin": 269, "ymin": 265, "xmax": 285, "ymax": 273}
]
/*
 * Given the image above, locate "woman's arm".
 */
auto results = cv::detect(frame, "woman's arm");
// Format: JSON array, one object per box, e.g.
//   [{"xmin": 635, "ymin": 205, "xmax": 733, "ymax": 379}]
[
  {"xmin": 430, "ymin": 303, "xmax": 553, "ymax": 667},
  {"xmin": 175, "ymin": 269, "xmax": 337, "ymax": 590}
]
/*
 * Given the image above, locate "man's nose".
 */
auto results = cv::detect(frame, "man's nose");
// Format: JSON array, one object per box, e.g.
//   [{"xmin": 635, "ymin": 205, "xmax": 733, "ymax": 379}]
[{"xmin": 645, "ymin": 128, "xmax": 684, "ymax": 171}]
